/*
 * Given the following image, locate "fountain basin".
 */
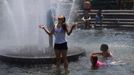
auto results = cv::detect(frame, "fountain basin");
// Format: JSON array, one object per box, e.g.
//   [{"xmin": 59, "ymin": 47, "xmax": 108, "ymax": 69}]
[{"xmin": 0, "ymin": 46, "xmax": 85, "ymax": 65}]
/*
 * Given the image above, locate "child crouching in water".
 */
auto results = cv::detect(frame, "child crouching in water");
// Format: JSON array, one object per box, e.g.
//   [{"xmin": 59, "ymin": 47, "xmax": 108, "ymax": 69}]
[
  {"xmin": 90, "ymin": 44, "xmax": 113, "ymax": 69},
  {"xmin": 90, "ymin": 55, "xmax": 106, "ymax": 70},
  {"xmin": 91, "ymin": 44, "xmax": 112, "ymax": 59}
]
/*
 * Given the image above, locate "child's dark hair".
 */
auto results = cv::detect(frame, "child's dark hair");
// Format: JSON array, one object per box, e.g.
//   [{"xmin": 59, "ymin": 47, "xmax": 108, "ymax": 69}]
[
  {"xmin": 97, "ymin": 9, "xmax": 102, "ymax": 16},
  {"xmin": 100, "ymin": 44, "xmax": 108, "ymax": 51}
]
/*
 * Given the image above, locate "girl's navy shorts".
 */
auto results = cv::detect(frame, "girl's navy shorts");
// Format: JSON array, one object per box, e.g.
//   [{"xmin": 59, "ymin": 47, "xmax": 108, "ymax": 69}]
[{"xmin": 54, "ymin": 42, "xmax": 68, "ymax": 50}]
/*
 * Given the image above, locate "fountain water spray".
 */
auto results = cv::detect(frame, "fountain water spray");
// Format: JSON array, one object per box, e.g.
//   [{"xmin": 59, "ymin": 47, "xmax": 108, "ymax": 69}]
[
  {"xmin": 0, "ymin": 0, "xmax": 85, "ymax": 64},
  {"xmin": 0, "ymin": 0, "xmax": 52, "ymax": 55}
]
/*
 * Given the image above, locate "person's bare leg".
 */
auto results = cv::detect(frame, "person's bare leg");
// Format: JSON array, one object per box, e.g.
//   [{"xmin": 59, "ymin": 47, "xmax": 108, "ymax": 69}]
[
  {"xmin": 55, "ymin": 50, "xmax": 61, "ymax": 70},
  {"xmin": 85, "ymin": 21, "xmax": 88, "ymax": 29},
  {"xmin": 61, "ymin": 50, "xmax": 68, "ymax": 73},
  {"xmin": 87, "ymin": 20, "xmax": 90, "ymax": 29}
]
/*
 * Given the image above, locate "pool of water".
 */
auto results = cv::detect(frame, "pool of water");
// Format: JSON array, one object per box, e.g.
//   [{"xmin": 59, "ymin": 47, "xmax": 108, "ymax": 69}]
[{"xmin": 0, "ymin": 28, "xmax": 134, "ymax": 75}]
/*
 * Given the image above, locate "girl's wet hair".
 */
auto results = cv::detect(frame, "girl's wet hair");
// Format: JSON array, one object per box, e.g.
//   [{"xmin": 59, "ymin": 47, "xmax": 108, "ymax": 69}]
[
  {"xmin": 100, "ymin": 44, "xmax": 109, "ymax": 51},
  {"xmin": 58, "ymin": 16, "xmax": 65, "ymax": 23},
  {"xmin": 58, "ymin": 16, "xmax": 67, "ymax": 31}
]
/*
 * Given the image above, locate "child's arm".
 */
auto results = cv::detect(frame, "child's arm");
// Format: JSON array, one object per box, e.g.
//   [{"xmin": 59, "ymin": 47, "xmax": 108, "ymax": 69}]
[
  {"xmin": 109, "ymin": 52, "xmax": 113, "ymax": 57},
  {"xmin": 81, "ymin": 17, "xmax": 86, "ymax": 21},
  {"xmin": 87, "ymin": 16, "xmax": 91, "ymax": 21},
  {"xmin": 91, "ymin": 52, "xmax": 103, "ymax": 56}
]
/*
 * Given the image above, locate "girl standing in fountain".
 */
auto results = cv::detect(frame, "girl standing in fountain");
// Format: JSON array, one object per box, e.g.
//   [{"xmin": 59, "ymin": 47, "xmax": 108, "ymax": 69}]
[{"xmin": 39, "ymin": 16, "xmax": 76, "ymax": 73}]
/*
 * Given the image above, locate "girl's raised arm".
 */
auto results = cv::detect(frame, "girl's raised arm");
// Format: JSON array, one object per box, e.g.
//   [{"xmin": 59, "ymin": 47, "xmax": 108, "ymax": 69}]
[
  {"xmin": 39, "ymin": 25, "xmax": 54, "ymax": 36},
  {"xmin": 66, "ymin": 23, "xmax": 76, "ymax": 36}
]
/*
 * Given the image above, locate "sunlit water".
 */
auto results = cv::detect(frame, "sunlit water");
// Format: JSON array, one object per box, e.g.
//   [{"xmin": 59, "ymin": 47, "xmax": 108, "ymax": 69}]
[{"xmin": 0, "ymin": 28, "xmax": 134, "ymax": 75}]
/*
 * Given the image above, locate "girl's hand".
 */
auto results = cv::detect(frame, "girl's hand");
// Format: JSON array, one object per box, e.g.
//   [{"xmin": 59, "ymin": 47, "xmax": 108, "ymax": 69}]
[
  {"xmin": 72, "ymin": 24, "xmax": 76, "ymax": 28},
  {"xmin": 72, "ymin": 22, "xmax": 77, "ymax": 29},
  {"xmin": 39, "ymin": 25, "xmax": 45, "ymax": 29}
]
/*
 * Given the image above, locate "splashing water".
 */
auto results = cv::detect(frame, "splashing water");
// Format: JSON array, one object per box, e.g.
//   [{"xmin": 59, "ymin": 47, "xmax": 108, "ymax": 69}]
[
  {"xmin": 0, "ymin": 0, "xmax": 77, "ymax": 55},
  {"xmin": 0, "ymin": 0, "xmax": 52, "ymax": 54},
  {"xmin": 55, "ymin": 0, "xmax": 79, "ymax": 23},
  {"xmin": 0, "ymin": 28, "xmax": 134, "ymax": 75}
]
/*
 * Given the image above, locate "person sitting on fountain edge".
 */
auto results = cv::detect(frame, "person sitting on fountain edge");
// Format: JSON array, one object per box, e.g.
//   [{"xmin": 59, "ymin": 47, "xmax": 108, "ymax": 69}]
[
  {"xmin": 91, "ymin": 44, "xmax": 113, "ymax": 60},
  {"xmin": 39, "ymin": 16, "xmax": 76, "ymax": 73}
]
